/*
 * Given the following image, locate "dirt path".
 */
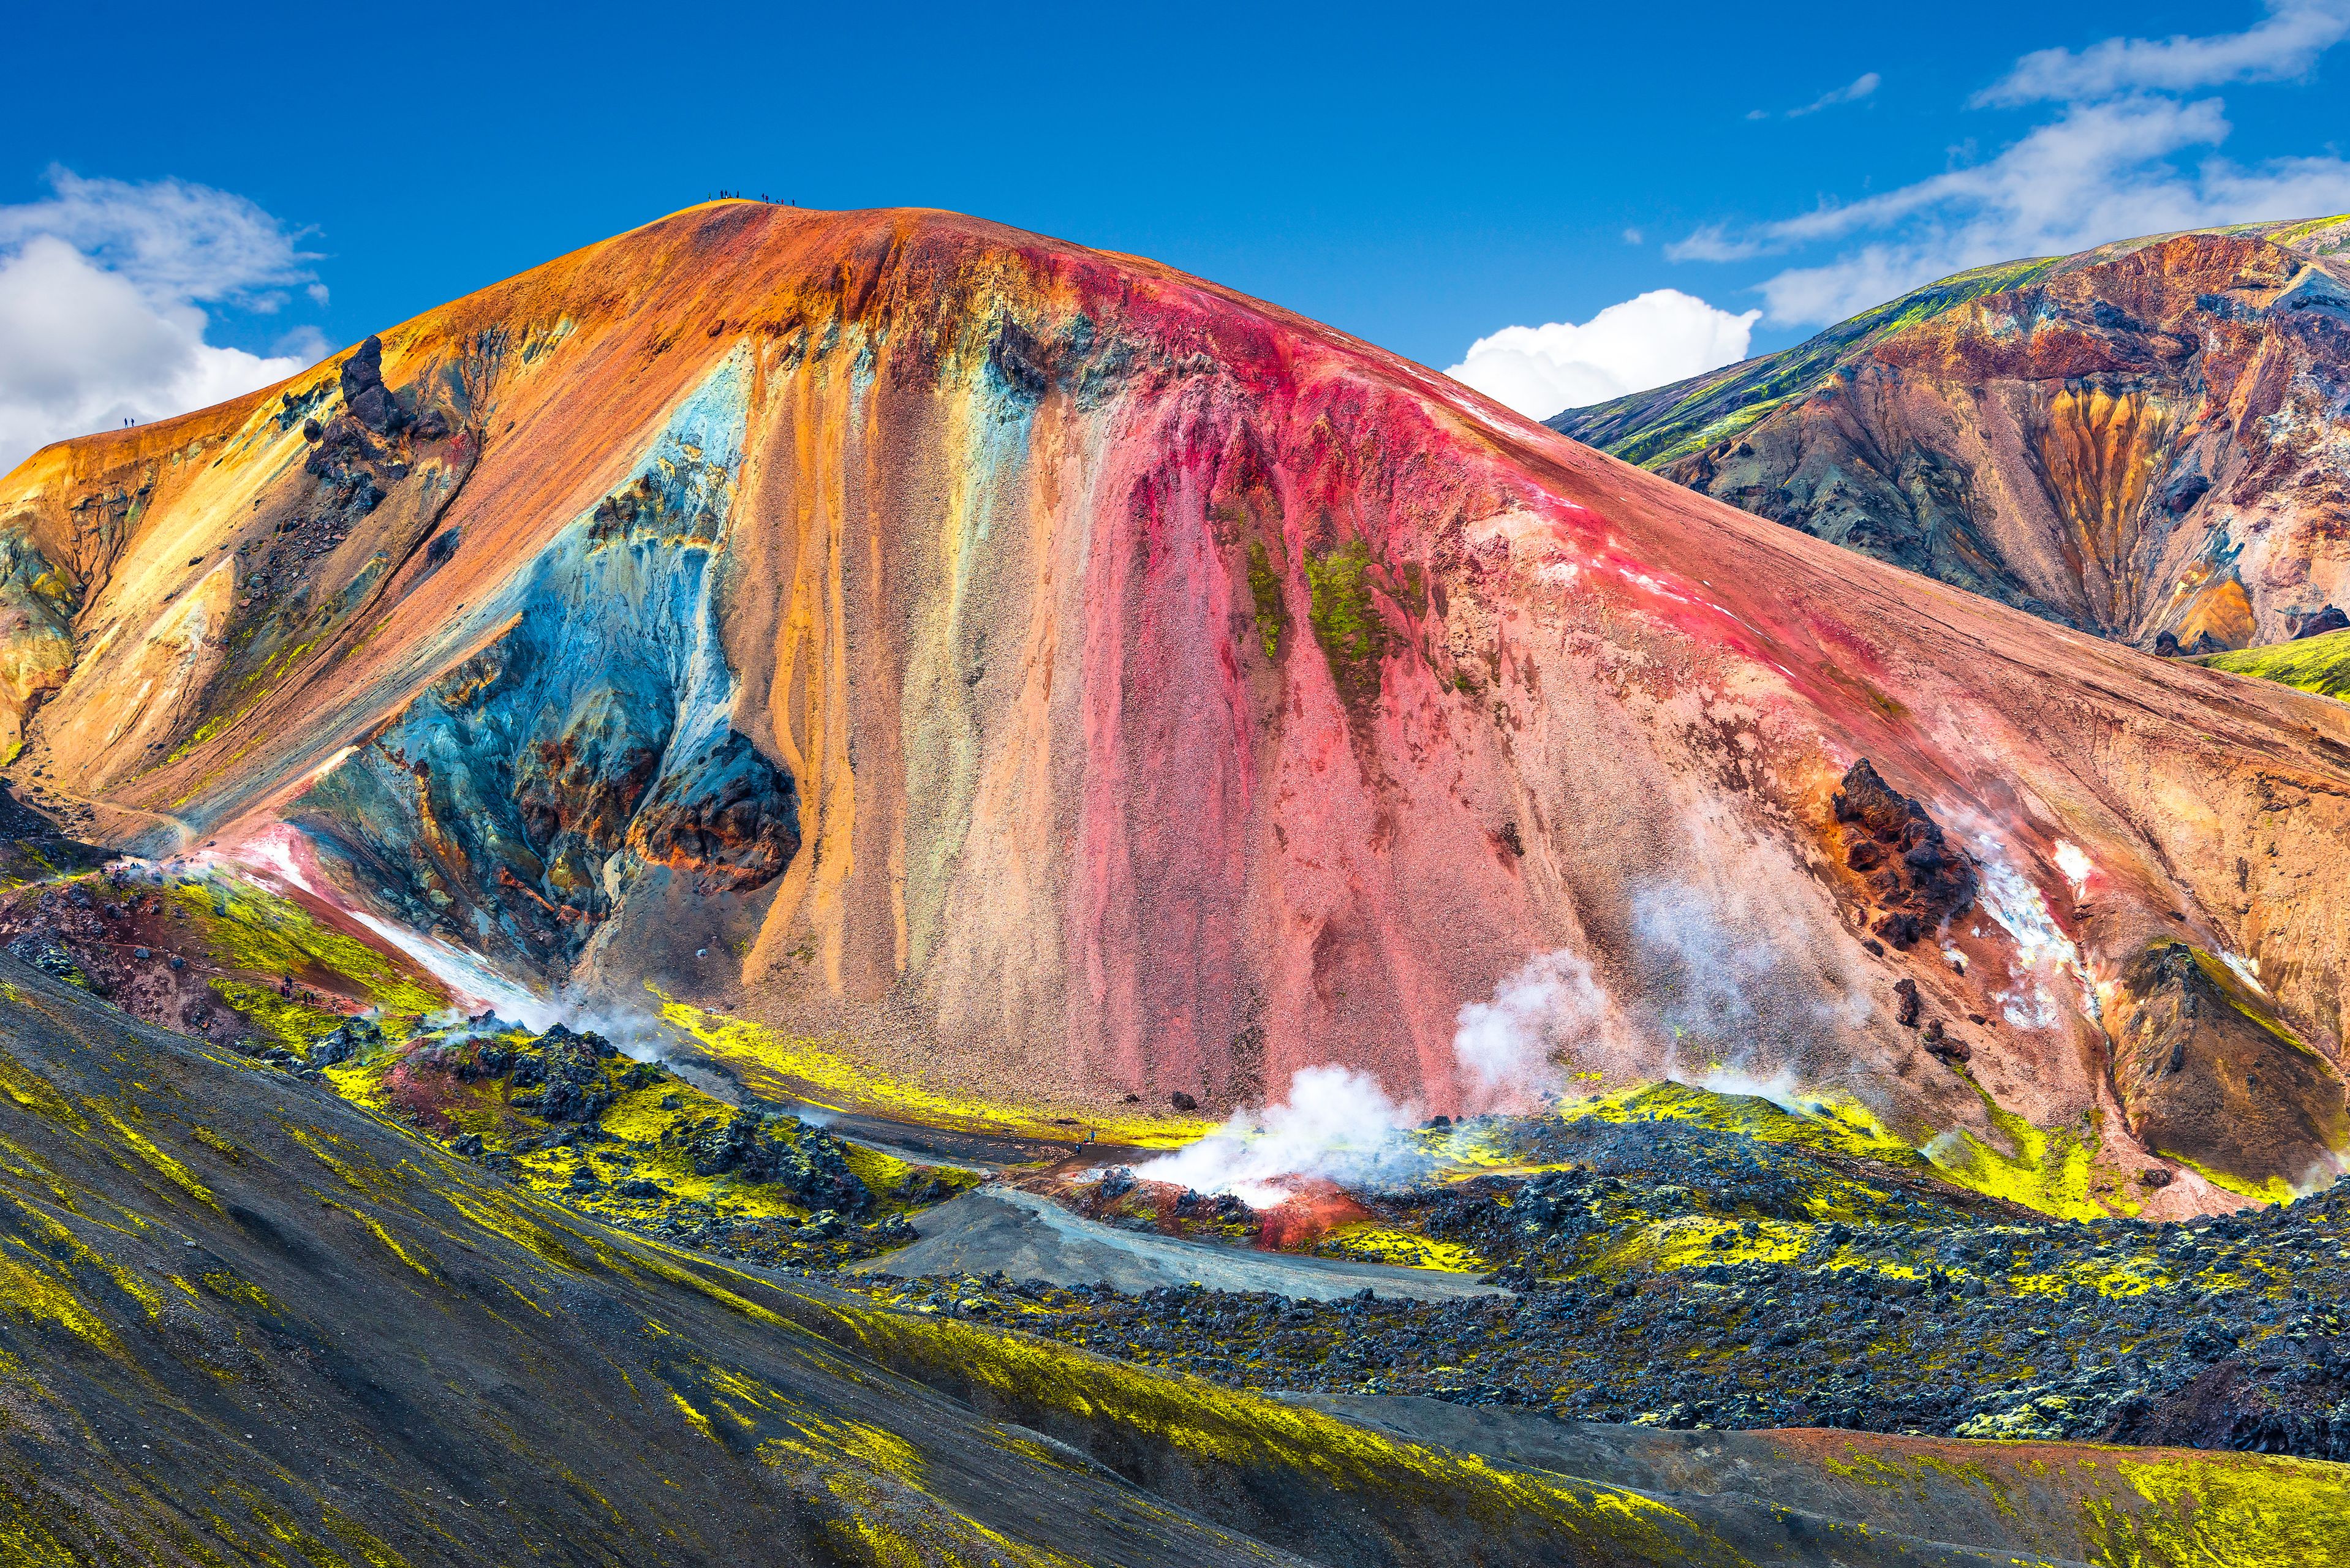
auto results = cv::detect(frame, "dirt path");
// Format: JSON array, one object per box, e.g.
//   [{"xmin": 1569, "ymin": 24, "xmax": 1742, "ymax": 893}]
[{"xmin": 852, "ymin": 1186, "xmax": 1507, "ymax": 1302}]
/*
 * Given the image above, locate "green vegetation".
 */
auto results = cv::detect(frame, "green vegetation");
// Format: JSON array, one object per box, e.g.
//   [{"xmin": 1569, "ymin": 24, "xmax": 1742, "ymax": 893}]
[
  {"xmin": 1245, "ymin": 538, "xmax": 1288, "ymax": 659},
  {"xmin": 2194, "ymin": 627, "xmax": 2350, "ymax": 701},
  {"xmin": 1304, "ymin": 537, "xmax": 1388, "ymax": 703}
]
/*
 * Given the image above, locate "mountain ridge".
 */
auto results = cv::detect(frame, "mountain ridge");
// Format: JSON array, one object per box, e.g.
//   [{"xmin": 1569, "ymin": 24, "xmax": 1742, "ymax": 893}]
[{"xmin": 1551, "ymin": 214, "xmax": 2350, "ymax": 652}]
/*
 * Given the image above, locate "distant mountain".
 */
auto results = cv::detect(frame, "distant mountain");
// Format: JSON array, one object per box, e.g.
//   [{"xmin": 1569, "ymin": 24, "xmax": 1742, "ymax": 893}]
[{"xmin": 1552, "ymin": 217, "xmax": 2350, "ymax": 653}]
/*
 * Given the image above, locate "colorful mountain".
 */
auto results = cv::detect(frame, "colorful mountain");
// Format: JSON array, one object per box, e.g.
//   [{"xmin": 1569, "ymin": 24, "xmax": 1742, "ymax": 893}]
[
  {"xmin": 1552, "ymin": 217, "xmax": 2350, "ymax": 653},
  {"xmin": 2, "ymin": 201, "xmax": 2348, "ymax": 1210}
]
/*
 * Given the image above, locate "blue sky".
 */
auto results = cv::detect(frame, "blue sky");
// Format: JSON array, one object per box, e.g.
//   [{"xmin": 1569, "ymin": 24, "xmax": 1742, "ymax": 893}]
[{"xmin": 5, "ymin": 0, "xmax": 2349, "ymax": 459}]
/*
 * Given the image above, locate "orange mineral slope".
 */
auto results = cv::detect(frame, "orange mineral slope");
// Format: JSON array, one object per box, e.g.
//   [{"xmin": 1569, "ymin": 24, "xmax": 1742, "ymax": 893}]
[{"xmin": 0, "ymin": 200, "xmax": 2344, "ymax": 1208}]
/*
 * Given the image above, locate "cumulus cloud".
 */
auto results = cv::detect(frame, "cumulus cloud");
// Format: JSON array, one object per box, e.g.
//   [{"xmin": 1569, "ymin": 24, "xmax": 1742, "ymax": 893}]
[
  {"xmin": 1977, "ymin": 0, "xmax": 2350, "ymax": 105},
  {"xmin": 0, "ymin": 168, "xmax": 325, "ymax": 472},
  {"xmin": 1668, "ymin": 10, "xmax": 2350, "ymax": 327},
  {"xmin": 1446, "ymin": 289, "xmax": 1762, "ymax": 420}
]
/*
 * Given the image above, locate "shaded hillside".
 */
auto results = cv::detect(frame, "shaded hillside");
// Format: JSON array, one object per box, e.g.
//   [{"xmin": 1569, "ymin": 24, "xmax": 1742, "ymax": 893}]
[
  {"xmin": 1554, "ymin": 216, "xmax": 2350, "ymax": 650},
  {"xmin": 6, "ymin": 950, "xmax": 2349, "ymax": 1565},
  {"xmin": 0, "ymin": 952, "xmax": 1288, "ymax": 1566},
  {"xmin": 2, "ymin": 203, "xmax": 2349, "ymax": 1207}
]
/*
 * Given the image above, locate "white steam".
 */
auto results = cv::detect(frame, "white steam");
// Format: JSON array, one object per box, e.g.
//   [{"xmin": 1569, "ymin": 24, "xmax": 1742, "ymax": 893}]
[
  {"xmin": 2218, "ymin": 951, "xmax": 2267, "ymax": 996},
  {"xmin": 1973, "ymin": 835, "xmax": 2098, "ymax": 1025},
  {"xmin": 1136, "ymin": 881, "xmax": 1894, "ymax": 1206},
  {"xmin": 1132, "ymin": 946, "xmax": 1612, "ymax": 1204},
  {"xmin": 1630, "ymin": 883, "xmax": 1872, "ymax": 1070},
  {"xmin": 2052, "ymin": 840, "xmax": 2095, "ymax": 897},
  {"xmin": 1453, "ymin": 948, "xmax": 1606, "ymax": 1110},
  {"xmin": 1130, "ymin": 1065, "xmax": 1430, "ymax": 1207}
]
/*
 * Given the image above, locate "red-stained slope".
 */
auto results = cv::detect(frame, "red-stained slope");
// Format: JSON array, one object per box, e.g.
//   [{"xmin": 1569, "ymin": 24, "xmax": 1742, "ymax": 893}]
[{"xmin": 2, "ymin": 202, "xmax": 2346, "ymax": 1208}]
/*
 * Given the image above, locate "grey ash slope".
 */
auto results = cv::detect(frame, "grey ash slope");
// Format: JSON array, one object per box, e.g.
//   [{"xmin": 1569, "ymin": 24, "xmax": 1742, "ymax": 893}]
[{"xmin": 0, "ymin": 954, "xmax": 1311, "ymax": 1567}]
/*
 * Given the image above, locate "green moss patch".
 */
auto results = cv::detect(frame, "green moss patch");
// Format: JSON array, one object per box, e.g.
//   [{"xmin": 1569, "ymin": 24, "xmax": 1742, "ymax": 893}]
[
  {"xmin": 2194, "ymin": 627, "xmax": 2350, "ymax": 701},
  {"xmin": 1305, "ymin": 538, "xmax": 1388, "ymax": 704}
]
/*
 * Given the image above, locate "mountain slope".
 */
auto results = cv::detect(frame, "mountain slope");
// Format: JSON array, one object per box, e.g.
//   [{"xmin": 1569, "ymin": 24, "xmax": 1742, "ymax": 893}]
[
  {"xmin": 3, "ymin": 948, "xmax": 2345, "ymax": 1566},
  {"xmin": 0, "ymin": 950, "xmax": 1313, "ymax": 1566},
  {"xmin": 2197, "ymin": 625, "xmax": 2350, "ymax": 701},
  {"xmin": 2, "ymin": 202, "xmax": 2349, "ymax": 1205},
  {"xmin": 1553, "ymin": 216, "xmax": 2350, "ymax": 650}
]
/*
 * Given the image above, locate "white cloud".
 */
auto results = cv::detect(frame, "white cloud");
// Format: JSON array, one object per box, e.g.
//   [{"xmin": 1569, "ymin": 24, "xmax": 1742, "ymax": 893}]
[
  {"xmin": 1755, "ymin": 70, "xmax": 1882, "ymax": 120},
  {"xmin": 1446, "ymin": 289, "xmax": 1762, "ymax": 420},
  {"xmin": 1978, "ymin": 0, "xmax": 2350, "ymax": 106},
  {"xmin": 1749, "ymin": 96, "xmax": 2350, "ymax": 325},
  {"xmin": 1668, "ymin": 7, "xmax": 2350, "ymax": 328},
  {"xmin": 0, "ymin": 168, "xmax": 325, "ymax": 473}
]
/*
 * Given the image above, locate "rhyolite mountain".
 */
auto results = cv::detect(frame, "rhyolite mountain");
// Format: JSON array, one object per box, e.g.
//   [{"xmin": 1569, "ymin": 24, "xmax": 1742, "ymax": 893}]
[
  {"xmin": 2, "ymin": 202, "xmax": 2348, "ymax": 1209},
  {"xmin": 1553, "ymin": 217, "xmax": 2350, "ymax": 655}
]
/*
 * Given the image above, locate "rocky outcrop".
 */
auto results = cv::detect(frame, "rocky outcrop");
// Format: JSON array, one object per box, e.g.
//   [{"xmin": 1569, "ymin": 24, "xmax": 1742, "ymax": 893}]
[
  {"xmin": 674, "ymin": 1107, "xmax": 871, "ymax": 1216},
  {"xmin": 626, "ymin": 730, "xmax": 800, "ymax": 892},
  {"xmin": 1553, "ymin": 217, "xmax": 2350, "ymax": 652},
  {"xmin": 0, "ymin": 532, "xmax": 76, "ymax": 763},
  {"xmin": 291, "ymin": 350, "xmax": 799, "ymax": 968},
  {"xmin": 1830, "ymin": 758, "xmax": 1976, "ymax": 949},
  {"xmin": 2108, "ymin": 941, "xmax": 2350, "ymax": 1193}
]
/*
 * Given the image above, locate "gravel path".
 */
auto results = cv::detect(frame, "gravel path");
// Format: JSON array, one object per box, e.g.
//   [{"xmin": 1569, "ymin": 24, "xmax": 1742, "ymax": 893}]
[{"xmin": 854, "ymin": 1186, "xmax": 1508, "ymax": 1302}]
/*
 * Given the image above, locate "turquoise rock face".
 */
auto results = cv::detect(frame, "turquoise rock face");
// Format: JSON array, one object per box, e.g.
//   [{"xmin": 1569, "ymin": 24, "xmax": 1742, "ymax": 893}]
[{"xmin": 295, "ymin": 349, "xmax": 798, "ymax": 967}]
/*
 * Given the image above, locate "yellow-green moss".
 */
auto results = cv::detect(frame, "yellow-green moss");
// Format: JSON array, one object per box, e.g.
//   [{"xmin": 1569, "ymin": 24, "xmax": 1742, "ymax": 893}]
[
  {"xmin": 1246, "ymin": 538, "xmax": 1289, "ymax": 660},
  {"xmin": 85, "ymin": 1100, "xmax": 218, "ymax": 1211},
  {"xmin": 1304, "ymin": 537, "xmax": 1387, "ymax": 703},
  {"xmin": 1593, "ymin": 1213, "xmax": 1811, "ymax": 1275},
  {"xmin": 2087, "ymin": 1451, "xmax": 2350, "ymax": 1567},
  {"xmin": 2194, "ymin": 626, "xmax": 2350, "ymax": 702},
  {"xmin": 1312, "ymin": 1222, "xmax": 1490, "ymax": 1274},
  {"xmin": 165, "ymin": 876, "xmax": 442, "ymax": 1016},
  {"xmin": 1924, "ymin": 1088, "xmax": 2111, "ymax": 1220},
  {"xmin": 210, "ymin": 979, "xmax": 349, "ymax": 1054},
  {"xmin": 804, "ymin": 1298, "xmax": 1821, "ymax": 1562},
  {"xmin": 656, "ymin": 992, "xmax": 1209, "ymax": 1148}
]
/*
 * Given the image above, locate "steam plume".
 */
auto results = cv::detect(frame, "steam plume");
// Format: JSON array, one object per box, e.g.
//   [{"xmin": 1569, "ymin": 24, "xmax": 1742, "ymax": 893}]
[{"xmin": 1130, "ymin": 1065, "xmax": 1430, "ymax": 1207}]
